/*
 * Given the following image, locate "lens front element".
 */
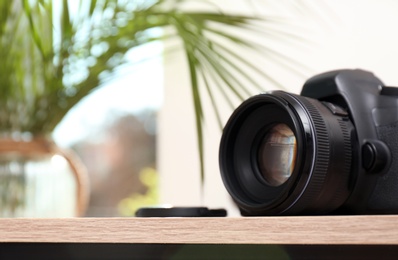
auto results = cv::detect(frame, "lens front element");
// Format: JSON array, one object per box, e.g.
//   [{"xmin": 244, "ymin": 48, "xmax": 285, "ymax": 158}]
[{"xmin": 257, "ymin": 124, "xmax": 297, "ymax": 186}]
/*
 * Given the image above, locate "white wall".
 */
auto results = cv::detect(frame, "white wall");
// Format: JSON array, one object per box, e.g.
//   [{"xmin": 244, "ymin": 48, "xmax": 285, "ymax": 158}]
[{"xmin": 158, "ymin": 0, "xmax": 398, "ymax": 216}]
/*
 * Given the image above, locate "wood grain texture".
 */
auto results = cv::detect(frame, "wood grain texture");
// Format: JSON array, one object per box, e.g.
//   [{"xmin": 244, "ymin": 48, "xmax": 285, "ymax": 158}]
[{"xmin": 1, "ymin": 216, "xmax": 398, "ymax": 244}]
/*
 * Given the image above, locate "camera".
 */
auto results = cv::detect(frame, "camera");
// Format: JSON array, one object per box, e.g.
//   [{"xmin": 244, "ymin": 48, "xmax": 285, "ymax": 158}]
[{"xmin": 219, "ymin": 69, "xmax": 398, "ymax": 215}]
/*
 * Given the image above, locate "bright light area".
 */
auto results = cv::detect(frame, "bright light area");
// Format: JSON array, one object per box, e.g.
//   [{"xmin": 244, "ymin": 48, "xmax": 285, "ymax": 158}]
[
  {"xmin": 52, "ymin": 42, "xmax": 163, "ymax": 148},
  {"xmin": 51, "ymin": 154, "xmax": 68, "ymax": 168}
]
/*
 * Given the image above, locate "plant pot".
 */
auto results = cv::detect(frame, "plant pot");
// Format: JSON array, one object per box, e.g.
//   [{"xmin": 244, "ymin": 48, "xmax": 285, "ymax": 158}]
[{"xmin": 0, "ymin": 136, "xmax": 89, "ymax": 217}]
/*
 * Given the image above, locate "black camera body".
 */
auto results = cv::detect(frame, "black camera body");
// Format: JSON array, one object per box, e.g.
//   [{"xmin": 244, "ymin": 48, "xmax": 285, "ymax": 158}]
[{"xmin": 219, "ymin": 69, "xmax": 398, "ymax": 215}]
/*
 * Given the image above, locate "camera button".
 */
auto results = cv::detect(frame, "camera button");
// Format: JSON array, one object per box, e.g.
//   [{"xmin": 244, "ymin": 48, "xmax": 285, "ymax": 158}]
[
  {"xmin": 322, "ymin": 102, "xmax": 348, "ymax": 117},
  {"xmin": 362, "ymin": 141, "xmax": 391, "ymax": 174},
  {"xmin": 362, "ymin": 143, "xmax": 376, "ymax": 171}
]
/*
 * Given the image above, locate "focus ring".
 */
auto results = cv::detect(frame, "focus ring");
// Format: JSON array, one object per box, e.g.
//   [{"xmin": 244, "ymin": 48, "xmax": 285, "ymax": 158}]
[
  {"xmin": 328, "ymin": 118, "xmax": 352, "ymax": 205},
  {"xmin": 289, "ymin": 97, "xmax": 331, "ymax": 213},
  {"xmin": 286, "ymin": 96, "xmax": 352, "ymax": 214}
]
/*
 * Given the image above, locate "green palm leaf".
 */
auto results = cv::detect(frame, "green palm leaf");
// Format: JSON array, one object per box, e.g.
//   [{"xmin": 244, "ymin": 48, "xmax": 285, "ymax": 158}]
[{"xmin": 0, "ymin": 0, "xmax": 305, "ymax": 184}]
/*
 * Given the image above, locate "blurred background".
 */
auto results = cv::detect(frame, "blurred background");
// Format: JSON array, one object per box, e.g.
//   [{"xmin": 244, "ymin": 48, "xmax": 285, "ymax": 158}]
[
  {"xmin": 6, "ymin": 0, "xmax": 396, "ymax": 217},
  {"xmin": 53, "ymin": 43, "xmax": 161, "ymax": 216}
]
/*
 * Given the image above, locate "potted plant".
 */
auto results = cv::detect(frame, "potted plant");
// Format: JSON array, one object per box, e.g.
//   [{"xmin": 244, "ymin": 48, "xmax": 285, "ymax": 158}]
[{"xmin": 0, "ymin": 0, "xmax": 278, "ymax": 217}]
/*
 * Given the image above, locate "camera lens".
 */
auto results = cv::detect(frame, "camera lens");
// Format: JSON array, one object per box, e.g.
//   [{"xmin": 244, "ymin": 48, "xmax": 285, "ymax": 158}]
[
  {"xmin": 219, "ymin": 91, "xmax": 354, "ymax": 215},
  {"xmin": 257, "ymin": 123, "xmax": 296, "ymax": 187}
]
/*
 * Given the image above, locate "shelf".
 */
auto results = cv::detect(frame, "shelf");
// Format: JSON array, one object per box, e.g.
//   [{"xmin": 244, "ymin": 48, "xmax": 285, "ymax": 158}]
[{"xmin": 1, "ymin": 215, "xmax": 398, "ymax": 245}]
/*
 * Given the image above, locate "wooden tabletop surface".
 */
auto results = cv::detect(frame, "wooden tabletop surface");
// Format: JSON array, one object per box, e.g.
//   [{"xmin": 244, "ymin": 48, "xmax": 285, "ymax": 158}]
[{"xmin": 0, "ymin": 216, "xmax": 397, "ymax": 245}]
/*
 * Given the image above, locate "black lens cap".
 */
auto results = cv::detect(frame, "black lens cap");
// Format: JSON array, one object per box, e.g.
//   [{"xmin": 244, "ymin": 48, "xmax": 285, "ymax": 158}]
[{"xmin": 135, "ymin": 207, "xmax": 227, "ymax": 217}]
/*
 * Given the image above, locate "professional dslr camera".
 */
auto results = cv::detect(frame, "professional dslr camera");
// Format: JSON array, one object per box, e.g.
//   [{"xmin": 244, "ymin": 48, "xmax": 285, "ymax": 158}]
[{"xmin": 219, "ymin": 69, "xmax": 398, "ymax": 215}]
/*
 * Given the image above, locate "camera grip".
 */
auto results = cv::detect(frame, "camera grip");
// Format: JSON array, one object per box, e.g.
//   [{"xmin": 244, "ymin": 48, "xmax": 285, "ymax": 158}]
[{"xmin": 368, "ymin": 121, "xmax": 398, "ymax": 213}]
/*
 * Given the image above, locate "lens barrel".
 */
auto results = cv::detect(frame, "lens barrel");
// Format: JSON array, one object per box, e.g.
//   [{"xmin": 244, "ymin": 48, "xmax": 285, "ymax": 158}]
[{"xmin": 219, "ymin": 91, "xmax": 354, "ymax": 215}]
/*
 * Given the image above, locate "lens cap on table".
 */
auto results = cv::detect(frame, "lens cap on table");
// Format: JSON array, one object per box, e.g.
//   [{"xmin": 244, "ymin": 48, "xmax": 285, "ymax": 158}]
[{"xmin": 135, "ymin": 207, "xmax": 227, "ymax": 217}]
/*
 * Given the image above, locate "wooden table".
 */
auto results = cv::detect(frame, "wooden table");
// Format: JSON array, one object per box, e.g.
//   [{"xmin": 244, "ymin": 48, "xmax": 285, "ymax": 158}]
[{"xmin": 1, "ymin": 216, "xmax": 398, "ymax": 259}]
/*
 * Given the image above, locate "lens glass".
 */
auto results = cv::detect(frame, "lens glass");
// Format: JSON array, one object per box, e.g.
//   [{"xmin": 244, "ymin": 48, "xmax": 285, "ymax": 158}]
[{"xmin": 257, "ymin": 123, "xmax": 297, "ymax": 186}]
